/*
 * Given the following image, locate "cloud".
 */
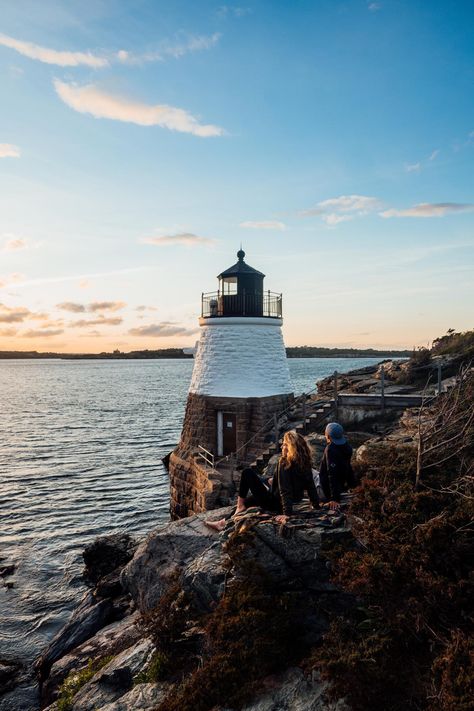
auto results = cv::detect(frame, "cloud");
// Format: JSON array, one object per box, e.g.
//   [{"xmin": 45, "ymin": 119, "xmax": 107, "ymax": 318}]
[
  {"xmin": 57, "ymin": 300, "xmax": 126, "ymax": 313},
  {"xmin": 54, "ymin": 80, "xmax": 225, "ymax": 137},
  {"xmin": 129, "ymin": 322, "xmax": 199, "ymax": 337},
  {"xmin": 22, "ymin": 328, "xmax": 64, "ymax": 338},
  {"xmin": 0, "ymin": 327, "xmax": 17, "ymax": 336},
  {"xmin": 57, "ymin": 301, "xmax": 85, "ymax": 312},
  {"xmin": 429, "ymin": 149, "xmax": 440, "ymax": 161},
  {"xmin": 2, "ymin": 237, "xmax": 27, "ymax": 251},
  {"xmin": 240, "ymin": 220, "xmax": 286, "ymax": 231},
  {"xmin": 405, "ymin": 162, "xmax": 421, "ymax": 172},
  {"xmin": 141, "ymin": 232, "xmax": 215, "ymax": 246},
  {"xmin": 40, "ymin": 319, "xmax": 64, "ymax": 328},
  {"xmin": 0, "ymin": 302, "xmax": 48, "ymax": 323},
  {"xmin": 218, "ymin": 6, "xmax": 252, "ymax": 17},
  {"xmin": 0, "ymin": 33, "xmax": 108, "ymax": 67},
  {"xmin": 78, "ymin": 279, "xmax": 91, "ymax": 289},
  {"xmin": 380, "ymin": 202, "xmax": 474, "ymax": 218},
  {"xmin": 300, "ymin": 194, "xmax": 382, "ymax": 225},
  {"xmin": 69, "ymin": 316, "xmax": 123, "ymax": 328},
  {"xmin": 88, "ymin": 301, "xmax": 126, "ymax": 312},
  {"xmin": 135, "ymin": 305, "xmax": 158, "ymax": 312},
  {"xmin": 323, "ymin": 214, "xmax": 354, "ymax": 226},
  {"xmin": 368, "ymin": 2, "xmax": 381, "ymax": 10},
  {"xmin": 0, "ymin": 143, "xmax": 20, "ymax": 158},
  {"xmin": 13, "ymin": 266, "xmax": 146, "ymax": 289},
  {"xmin": 0, "ymin": 273, "xmax": 26, "ymax": 288},
  {"xmin": 119, "ymin": 33, "xmax": 221, "ymax": 64}
]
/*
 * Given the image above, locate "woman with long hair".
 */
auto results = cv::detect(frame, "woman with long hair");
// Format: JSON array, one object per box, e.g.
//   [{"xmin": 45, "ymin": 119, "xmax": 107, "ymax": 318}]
[{"xmin": 206, "ymin": 431, "xmax": 319, "ymax": 530}]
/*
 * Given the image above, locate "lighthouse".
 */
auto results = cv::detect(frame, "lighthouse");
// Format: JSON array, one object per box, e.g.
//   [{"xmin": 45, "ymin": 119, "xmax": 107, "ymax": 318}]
[{"xmin": 169, "ymin": 249, "xmax": 294, "ymax": 518}]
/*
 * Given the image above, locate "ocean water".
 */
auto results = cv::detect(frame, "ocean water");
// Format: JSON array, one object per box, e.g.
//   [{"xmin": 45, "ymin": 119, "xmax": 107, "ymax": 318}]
[{"xmin": 0, "ymin": 357, "xmax": 382, "ymax": 669}]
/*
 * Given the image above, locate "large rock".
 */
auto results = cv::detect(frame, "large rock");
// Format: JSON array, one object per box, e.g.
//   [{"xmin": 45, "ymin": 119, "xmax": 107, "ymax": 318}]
[
  {"xmin": 41, "ymin": 613, "xmax": 141, "ymax": 706},
  {"xmin": 36, "ymin": 591, "xmax": 114, "ymax": 681},
  {"xmin": 68, "ymin": 639, "xmax": 154, "ymax": 711},
  {"xmin": 235, "ymin": 667, "xmax": 348, "ymax": 711},
  {"xmin": 121, "ymin": 507, "xmax": 233, "ymax": 612},
  {"xmin": 99, "ymin": 682, "xmax": 168, "ymax": 710},
  {"xmin": 83, "ymin": 534, "xmax": 138, "ymax": 585}
]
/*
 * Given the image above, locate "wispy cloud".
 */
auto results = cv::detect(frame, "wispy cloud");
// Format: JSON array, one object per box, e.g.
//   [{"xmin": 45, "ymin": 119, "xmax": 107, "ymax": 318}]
[
  {"xmin": 135, "ymin": 305, "xmax": 158, "ymax": 312},
  {"xmin": 141, "ymin": 232, "xmax": 215, "ymax": 246},
  {"xmin": 0, "ymin": 327, "xmax": 17, "ymax": 336},
  {"xmin": 54, "ymin": 80, "xmax": 225, "ymax": 137},
  {"xmin": 88, "ymin": 301, "xmax": 126, "ymax": 312},
  {"xmin": 0, "ymin": 33, "xmax": 108, "ymax": 67},
  {"xmin": 2, "ymin": 237, "xmax": 27, "ymax": 251},
  {"xmin": 129, "ymin": 322, "xmax": 199, "ymax": 337},
  {"xmin": 13, "ymin": 266, "xmax": 146, "ymax": 289},
  {"xmin": 300, "ymin": 194, "xmax": 382, "ymax": 225},
  {"xmin": 57, "ymin": 300, "xmax": 126, "ymax": 314},
  {"xmin": 218, "ymin": 6, "xmax": 252, "ymax": 18},
  {"xmin": 0, "ymin": 143, "xmax": 20, "ymax": 158},
  {"xmin": 405, "ymin": 162, "xmax": 421, "ymax": 172},
  {"xmin": 0, "ymin": 31, "xmax": 220, "ymax": 69},
  {"xmin": 429, "ymin": 149, "xmax": 440, "ymax": 161},
  {"xmin": 368, "ymin": 2, "xmax": 381, "ymax": 11},
  {"xmin": 240, "ymin": 220, "xmax": 286, "ymax": 231},
  {"xmin": 380, "ymin": 202, "xmax": 474, "ymax": 218},
  {"xmin": 118, "ymin": 33, "xmax": 221, "ymax": 64},
  {"xmin": 22, "ymin": 328, "xmax": 64, "ymax": 338},
  {"xmin": 69, "ymin": 316, "xmax": 123, "ymax": 328},
  {"xmin": 0, "ymin": 273, "xmax": 26, "ymax": 289}
]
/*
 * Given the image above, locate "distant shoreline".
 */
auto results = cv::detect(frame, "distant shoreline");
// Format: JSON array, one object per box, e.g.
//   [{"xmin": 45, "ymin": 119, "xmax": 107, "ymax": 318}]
[{"xmin": 0, "ymin": 347, "xmax": 411, "ymax": 360}]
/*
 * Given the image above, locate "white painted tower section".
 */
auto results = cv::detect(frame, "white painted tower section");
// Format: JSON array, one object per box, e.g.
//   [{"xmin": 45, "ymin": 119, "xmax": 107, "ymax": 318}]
[{"xmin": 189, "ymin": 316, "xmax": 293, "ymax": 398}]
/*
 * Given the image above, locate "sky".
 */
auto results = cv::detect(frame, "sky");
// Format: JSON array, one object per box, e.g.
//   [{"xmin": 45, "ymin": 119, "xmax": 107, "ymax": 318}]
[{"xmin": 0, "ymin": 0, "xmax": 473, "ymax": 353}]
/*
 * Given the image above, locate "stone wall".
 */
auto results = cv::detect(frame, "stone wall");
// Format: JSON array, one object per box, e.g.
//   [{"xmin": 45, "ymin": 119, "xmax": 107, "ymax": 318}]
[{"xmin": 169, "ymin": 391, "xmax": 293, "ymax": 519}]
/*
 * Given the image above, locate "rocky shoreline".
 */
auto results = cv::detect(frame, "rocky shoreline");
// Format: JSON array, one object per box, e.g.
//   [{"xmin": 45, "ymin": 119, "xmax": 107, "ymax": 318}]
[
  {"xmin": 1, "ymin": 359, "xmax": 426, "ymax": 711},
  {"xmin": 19, "ymin": 501, "xmax": 354, "ymax": 711},
  {"xmin": 4, "ymin": 352, "xmax": 466, "ymax": 711}
]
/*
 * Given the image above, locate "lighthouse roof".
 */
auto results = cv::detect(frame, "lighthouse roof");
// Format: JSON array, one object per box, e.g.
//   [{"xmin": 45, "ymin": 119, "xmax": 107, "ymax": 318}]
[{"xmin": 217, "ymin": 249, "xmax": 265, "ymax": 279}]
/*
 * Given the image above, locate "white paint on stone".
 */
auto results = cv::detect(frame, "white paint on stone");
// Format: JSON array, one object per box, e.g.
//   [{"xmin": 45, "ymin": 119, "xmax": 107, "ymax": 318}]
[{"xmin": 189, "ymin": 317, "xmax": 293, "ymax": 397}]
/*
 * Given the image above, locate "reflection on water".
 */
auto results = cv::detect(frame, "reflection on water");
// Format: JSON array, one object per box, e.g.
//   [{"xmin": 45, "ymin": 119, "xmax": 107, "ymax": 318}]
[{"xmin": 0, "ymin": 356, "xmax": 381, "ymax": 666}]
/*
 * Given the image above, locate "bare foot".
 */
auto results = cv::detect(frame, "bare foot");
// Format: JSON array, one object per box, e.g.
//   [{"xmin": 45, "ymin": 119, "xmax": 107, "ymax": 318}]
[
  {"xmin": 233, "ymin": 506, "xmax": 247, "ymax": 517},
  {"xmin": 205, "ymin": 518, "xmax": 226, "ymax": 532}
]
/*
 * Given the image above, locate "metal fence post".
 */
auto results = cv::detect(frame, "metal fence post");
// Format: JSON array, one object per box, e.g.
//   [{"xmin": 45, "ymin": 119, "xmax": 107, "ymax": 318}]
[
  {"xmin": 334, "ymin": 371, "xmax": 338, "ymax": 419},
  {"xmin": 381, "ymin": 365, "xmax": 385, "ymax": 411},
  {"xmin": 302, "ymin": 395, "xmax": 307, "ymax": 434},
  {"xmin": 273, "ymin": 413, "xmax": 279, "ymax": 449},
  {"xmin": 437, "ymin": 362, "xmax": 442, "ymax": 395}
]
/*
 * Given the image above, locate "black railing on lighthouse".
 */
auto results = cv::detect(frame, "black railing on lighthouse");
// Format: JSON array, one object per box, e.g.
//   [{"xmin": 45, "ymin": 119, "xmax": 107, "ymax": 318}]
[{"xmin": 201, "ymin": 290, "xmax": 282, "ymax": 318}]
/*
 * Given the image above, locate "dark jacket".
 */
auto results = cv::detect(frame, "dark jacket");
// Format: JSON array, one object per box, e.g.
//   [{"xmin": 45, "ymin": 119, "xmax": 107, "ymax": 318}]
[
  {"xmin": 272, "ymin": 460, "xmax": 319, "ymax": 515},
  {"xmin": 319, "ymin": 442, "xmax": 355, "ymax": 502}
]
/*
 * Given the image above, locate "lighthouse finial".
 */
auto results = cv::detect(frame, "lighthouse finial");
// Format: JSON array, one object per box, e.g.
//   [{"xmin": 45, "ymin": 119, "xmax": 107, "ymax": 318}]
[{"xmin": 237, "ymin": 245, "xmax": 245, "ymax": 262}]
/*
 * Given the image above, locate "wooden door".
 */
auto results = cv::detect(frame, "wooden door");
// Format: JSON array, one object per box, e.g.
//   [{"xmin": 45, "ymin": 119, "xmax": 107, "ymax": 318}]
[{"xmin": 222, "ymin": 413, "xmax": 236, "ymax": 455}]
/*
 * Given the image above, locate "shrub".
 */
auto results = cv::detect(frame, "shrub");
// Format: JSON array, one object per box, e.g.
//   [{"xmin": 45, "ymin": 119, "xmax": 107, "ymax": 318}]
[
  {"xmin": 311, "ymin": 373, "xmax": 474, "ymax": 710},
  {"xmin": 142, "ymin": 526, "xmax": 306, "ymax": 711}
]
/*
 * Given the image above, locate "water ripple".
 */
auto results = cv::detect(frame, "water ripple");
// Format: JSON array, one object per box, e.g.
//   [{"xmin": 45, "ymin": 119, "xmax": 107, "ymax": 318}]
[{"xmin": 0, "ymin": 356, "xmax": 381, "ymax": 668}]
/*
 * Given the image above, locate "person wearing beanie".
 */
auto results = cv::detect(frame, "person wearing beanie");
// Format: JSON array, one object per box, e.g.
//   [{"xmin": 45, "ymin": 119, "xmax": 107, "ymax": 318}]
[{"xmin": 319, "ymin": 422, "xmax": 356, "ymax": 510}]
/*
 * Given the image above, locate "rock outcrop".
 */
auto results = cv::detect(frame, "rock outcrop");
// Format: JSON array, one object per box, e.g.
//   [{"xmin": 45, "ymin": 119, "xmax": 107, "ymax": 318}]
[{"xmin": 36, "ymin": 502, "xmax": 353, "ymax": 711}]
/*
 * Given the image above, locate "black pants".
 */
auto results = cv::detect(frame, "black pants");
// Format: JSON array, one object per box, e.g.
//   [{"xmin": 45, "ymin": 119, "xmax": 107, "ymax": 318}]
[{"xmin": 238, "ymin": 468, "xmax": 281, "ymax": 513}]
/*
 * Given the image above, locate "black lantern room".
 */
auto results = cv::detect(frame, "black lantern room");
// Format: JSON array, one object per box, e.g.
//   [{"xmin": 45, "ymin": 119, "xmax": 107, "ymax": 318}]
[{"xmin": 201, "ymin": 249, "xmax": 282, "ymax": 318}]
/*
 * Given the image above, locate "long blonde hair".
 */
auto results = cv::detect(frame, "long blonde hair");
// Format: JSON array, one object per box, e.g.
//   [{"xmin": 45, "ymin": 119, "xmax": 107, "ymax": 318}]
[{"xmin": 280, "ymin": 430, "xmax": 312, "ymax": 471}]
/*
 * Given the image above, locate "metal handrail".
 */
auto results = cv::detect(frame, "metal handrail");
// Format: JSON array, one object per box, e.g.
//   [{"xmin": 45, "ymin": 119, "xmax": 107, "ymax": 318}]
[
  {"xmin": 197, "ymin": 444, "xmax": 215, "ymax": 469},
  {"xmin": 201, "ymin": 290, "xmax": 282, "ymax": 318}
]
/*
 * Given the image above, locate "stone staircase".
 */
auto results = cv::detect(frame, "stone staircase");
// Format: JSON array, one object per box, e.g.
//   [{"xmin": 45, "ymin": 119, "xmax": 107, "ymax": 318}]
[{"xmin": 249, "ymin": 398, "xmax": 335, "ymax": 472}]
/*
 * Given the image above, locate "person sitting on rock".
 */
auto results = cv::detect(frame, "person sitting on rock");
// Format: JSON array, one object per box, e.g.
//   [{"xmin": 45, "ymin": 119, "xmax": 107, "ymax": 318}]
[
  {"xmin": 206, "ymin": 431, "xmax": 319, "ymax": 531},
  {"xmin": 318, "ymin": 422, "xmax": 356, "ymax": 511}
]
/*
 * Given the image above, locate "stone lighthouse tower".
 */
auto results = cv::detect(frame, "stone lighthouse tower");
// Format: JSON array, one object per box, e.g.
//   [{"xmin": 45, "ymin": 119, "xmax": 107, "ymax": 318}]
[{"xmin": 169, "ymin": 249, "xmax": 293, "ymax": 518}]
